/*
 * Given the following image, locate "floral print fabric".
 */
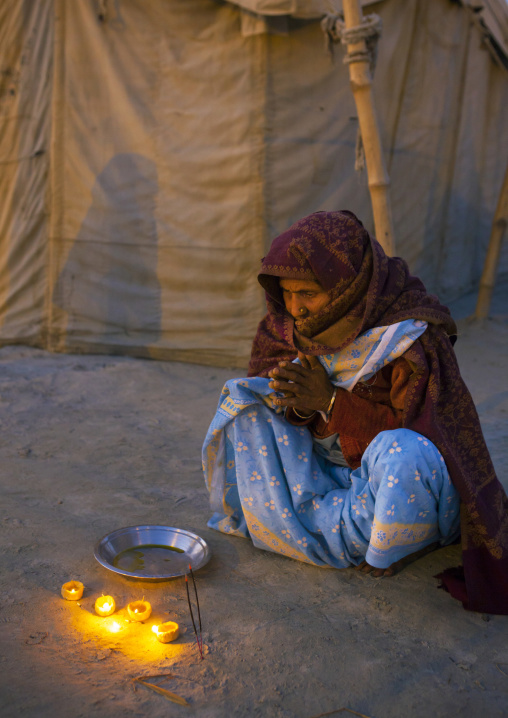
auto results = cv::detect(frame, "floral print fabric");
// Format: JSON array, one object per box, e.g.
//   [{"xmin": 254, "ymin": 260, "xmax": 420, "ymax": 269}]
[{"xmin": 203, "ymin": 321, "xmax": 460, "ymax": 569}]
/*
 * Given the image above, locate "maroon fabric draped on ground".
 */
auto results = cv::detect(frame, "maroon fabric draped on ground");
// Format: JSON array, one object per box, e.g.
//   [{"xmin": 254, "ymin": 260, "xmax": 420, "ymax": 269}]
[{"xmin": 248, "ymin": 210, "xmax": 508, "ymax": 614}]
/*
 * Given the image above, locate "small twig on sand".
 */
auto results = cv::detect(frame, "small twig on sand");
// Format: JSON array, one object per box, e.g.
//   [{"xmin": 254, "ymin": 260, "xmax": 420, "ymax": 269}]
[
  {"xmin": 309, "ymin": 708, "xmax": 373, "ymax": 718},
  {"xmin": 132, "ymin": 674, "xmax": 189, "ymax": 706}
]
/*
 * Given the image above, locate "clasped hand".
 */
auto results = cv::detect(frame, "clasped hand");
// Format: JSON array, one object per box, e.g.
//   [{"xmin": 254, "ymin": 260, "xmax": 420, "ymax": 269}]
[{"xmin": 268, "ymin": 352, "xmax": 335, "ymax": 415}]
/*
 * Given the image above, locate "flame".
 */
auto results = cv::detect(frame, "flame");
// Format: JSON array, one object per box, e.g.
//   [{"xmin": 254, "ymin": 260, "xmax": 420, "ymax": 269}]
[
  {"xmin": 102, "ymin": 602, "xmax": 112, "ymax": 612},
  {"xmin": 151, "ymin": 625, "xmax": 159, "ymax": 634},
  {"xmin": 109, "ymin": 621, "xmax": 121, "ymax": 633}
]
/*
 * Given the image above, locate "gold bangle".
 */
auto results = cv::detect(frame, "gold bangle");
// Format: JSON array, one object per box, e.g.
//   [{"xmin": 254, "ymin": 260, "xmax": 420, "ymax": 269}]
[
  {"xmin": 292, "ymin": 408, "xmax": 316, "ymax": 420},
  {"xmin": 326, "ymin": 387, "xmax": 338, "ymax": 415}
]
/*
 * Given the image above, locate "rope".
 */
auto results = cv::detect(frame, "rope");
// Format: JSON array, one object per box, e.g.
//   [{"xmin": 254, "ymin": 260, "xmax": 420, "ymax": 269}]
[
  {"xmin": 321, "ymin": 13, "xmax": 382, "ymax": 68},
  {"xmin": 355, "ymin": 131, "xmax": 365, "ymax": 173},
  {"xmin": 321, "ymin": 13, "xmax": 383, "ymax": 173},
  {"xmin": 336, "ymin": 14, "xmax": 382, "ymax": 48}
]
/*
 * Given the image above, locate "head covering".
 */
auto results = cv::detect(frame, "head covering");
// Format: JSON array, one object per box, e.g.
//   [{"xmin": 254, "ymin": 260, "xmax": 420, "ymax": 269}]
[
  {"xmin": 249, "ymin": 210, "xmax": 455, "ymax": 374},
  {"xmin": 248, "ymin": 210, "xmax": 508, "ymax": 614}
]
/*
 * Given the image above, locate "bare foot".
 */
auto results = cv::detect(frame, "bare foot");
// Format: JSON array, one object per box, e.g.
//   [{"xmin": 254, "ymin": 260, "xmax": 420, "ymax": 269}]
[
  {"xmin": 355, "ymin": 561, "xmax": 396, "ymax": 577},
  {"xmin": 354, "ymin": 542, "xmax": 440, "ymax": 578}
]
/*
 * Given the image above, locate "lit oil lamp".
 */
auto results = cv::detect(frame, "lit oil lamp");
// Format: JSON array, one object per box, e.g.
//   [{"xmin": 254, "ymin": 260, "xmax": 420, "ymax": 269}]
[
  {"xmin": 107, "ymin": 620, "xmax": 122, "ymax": 633},
  {"xmin": 94, "ymin": 595, "xmax": 116, "ymax": 617},
  {"xmin": 127, "ymin": 599, "xmax": 152, "ymax": 622},
  {"xmin": 152, "ymin": 621, "xmax": 180, "ymax": 643},
  {"xmin": 61, "ymin": 580, "xmax": 84, "ymax": 601}
]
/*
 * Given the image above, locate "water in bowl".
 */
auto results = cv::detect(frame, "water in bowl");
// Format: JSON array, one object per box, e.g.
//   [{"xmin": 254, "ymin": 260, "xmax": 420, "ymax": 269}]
[{"xmin": 113, "ymin": 544, "xmax": 185, "ymax": 575}]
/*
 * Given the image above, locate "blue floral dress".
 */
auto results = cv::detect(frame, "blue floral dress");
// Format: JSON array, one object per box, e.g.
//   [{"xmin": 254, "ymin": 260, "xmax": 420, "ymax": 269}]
[{"xmin": 203, "ymin": 321, "xmax": 460, "ymax": 568}]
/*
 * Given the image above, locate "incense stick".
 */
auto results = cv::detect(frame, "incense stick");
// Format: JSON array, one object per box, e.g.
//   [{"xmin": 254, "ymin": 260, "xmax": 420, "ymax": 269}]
[
  {"xmin": 185, "ymin": 567, "xmax": 203, "ymax": 660},
  {"xmin": 189, "ymin": 564, "xmax": 202, "ymax": 642}
]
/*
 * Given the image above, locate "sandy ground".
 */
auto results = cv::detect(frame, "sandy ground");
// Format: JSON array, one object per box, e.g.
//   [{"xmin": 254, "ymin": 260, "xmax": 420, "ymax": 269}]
[{"xmin": 1, "ymin": 284, "xmax": 507, "ymax": 718}]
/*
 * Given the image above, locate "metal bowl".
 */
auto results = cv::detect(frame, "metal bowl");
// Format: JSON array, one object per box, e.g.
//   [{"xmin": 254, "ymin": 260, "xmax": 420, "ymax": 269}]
[{"xmin": 94, "ymin": 525, "xmax": 211, "ymax": 581}]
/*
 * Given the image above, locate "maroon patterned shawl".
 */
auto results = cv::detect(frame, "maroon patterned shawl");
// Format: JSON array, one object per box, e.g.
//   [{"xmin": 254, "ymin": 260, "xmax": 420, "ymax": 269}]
[{"xmin": 248, "ymin": 210, "xmax": 508, "ymax": 614}]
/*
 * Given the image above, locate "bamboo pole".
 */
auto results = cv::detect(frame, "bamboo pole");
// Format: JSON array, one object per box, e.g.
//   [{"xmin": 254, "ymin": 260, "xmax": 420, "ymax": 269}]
[
  {"xmin": 474, "ymin": 162, "xmax": 508, "ymax": 320},
  {"xmin": 45, "ymin": 0, "xmax": 66, "ymax": 352},
  {"xmin": 342, "ymin": 0, "xmax": 395, "ymax": 256}
]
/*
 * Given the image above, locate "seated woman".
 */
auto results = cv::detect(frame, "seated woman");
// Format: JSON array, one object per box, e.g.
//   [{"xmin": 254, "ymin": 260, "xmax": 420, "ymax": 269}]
[{"xmin": 202, "ymin": 210, "xmax": 508, "ymax": 614}]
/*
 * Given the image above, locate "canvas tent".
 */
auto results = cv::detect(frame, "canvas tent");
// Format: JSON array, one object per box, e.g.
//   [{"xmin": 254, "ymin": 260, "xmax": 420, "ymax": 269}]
[{"xmin": 0, "ymin": 0, "xmax": 507, "ymax": 368}]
